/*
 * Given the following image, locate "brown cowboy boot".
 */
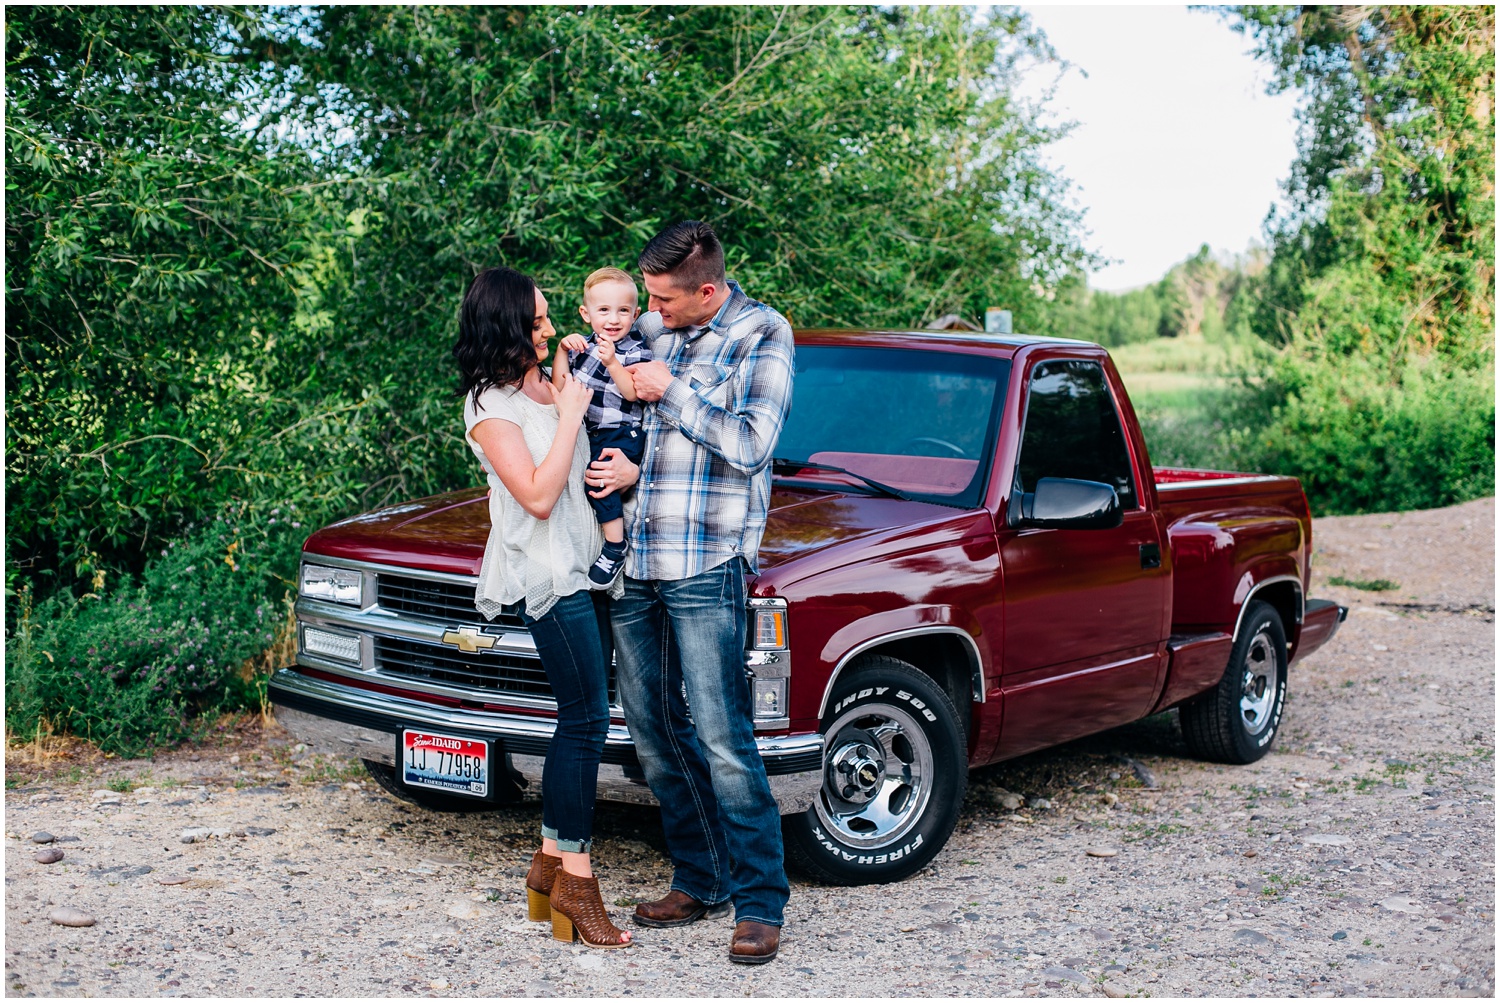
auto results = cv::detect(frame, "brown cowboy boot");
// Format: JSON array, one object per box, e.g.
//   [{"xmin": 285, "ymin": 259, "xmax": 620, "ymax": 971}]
[
  {"xmin": 524, "ymin": 850, "xmax": 562, "ymax": 922},
  {"xmin": 549, "ymin": 869, "xmax": 632, "ymax": 949},
  {"xmin": 633, "ymin": 889, "xmax": 730, "ymax": 928},
  {"xmin": 728, "ymin": 920, "xmax": 780, "ymax": 964}
]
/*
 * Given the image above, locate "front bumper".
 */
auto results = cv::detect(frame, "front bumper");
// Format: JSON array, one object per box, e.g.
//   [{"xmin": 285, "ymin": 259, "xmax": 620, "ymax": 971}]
[{"xmin": 269, "ymin": 667, "xmax": 824, "ymax": 815}]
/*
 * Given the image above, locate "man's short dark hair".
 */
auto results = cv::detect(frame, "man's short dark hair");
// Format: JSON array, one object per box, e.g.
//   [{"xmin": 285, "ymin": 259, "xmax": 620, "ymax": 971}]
[{"xmin": 638, "ymin": 220, "xmax": 727, "ymax": 292}]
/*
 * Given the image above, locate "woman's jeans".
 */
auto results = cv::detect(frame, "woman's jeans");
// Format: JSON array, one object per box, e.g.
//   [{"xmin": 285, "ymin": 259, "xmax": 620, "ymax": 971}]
[
  {"xmin": 610, "ymin": 558, "xmax": 789, "ymax": 927},
  {"xmin": 519, "ymin": 589, "xmax": 612, "ymax": 854}
]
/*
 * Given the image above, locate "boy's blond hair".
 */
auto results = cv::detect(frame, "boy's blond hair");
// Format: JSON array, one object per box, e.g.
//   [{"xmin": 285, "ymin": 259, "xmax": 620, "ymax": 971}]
[{"xmin": 583, "ymin": 266, "xmax": 638, "ymax": 301}]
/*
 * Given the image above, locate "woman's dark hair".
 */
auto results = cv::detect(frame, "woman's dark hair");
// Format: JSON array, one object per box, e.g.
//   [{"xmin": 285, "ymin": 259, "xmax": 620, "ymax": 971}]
[{"xmin": 454, "ymin": 266, "xmax": 538, "ymax": 406}]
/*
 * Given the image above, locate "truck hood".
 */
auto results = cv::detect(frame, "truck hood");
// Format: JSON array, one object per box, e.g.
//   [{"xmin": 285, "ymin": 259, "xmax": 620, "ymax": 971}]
[
  {"xmin": 302, "ymin": 484, "xmax": 990, "ymax": 581},
  {"xmin": 302, "ymin": 488, "xmax": 492, "ymax": 576}
]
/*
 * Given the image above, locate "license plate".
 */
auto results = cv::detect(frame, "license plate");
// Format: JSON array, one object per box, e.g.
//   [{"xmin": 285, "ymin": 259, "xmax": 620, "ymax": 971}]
[{"xmin": 401, "ymin": 730, "xmax": 489, "ymax": 798}]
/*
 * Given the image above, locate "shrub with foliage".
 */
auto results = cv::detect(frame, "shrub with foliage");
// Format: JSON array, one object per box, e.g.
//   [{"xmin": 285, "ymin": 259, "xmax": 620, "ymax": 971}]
[{"xmin": 6, "ymin": 507, "xmax": 299, "ymax": 755}]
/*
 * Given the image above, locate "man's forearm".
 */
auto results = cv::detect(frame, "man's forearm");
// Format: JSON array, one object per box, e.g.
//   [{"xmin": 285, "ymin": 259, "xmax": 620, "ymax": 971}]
[
  {"xmin": 655, "ymin": 398, "xmax": 774, "ymax": 472},
  {"xmin": 653, "ymin": 370, "xmax": 792, "ymax": 474}
]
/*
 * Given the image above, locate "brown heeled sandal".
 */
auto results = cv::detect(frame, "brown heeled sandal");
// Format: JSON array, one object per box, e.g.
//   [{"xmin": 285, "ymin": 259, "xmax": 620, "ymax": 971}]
[
  {"xmin": 525, "ymin": 850, "xmax": 562, "ymax": 922},
  {"xmin": 549, "ymin": 869, "xmax": 632, "ymax": 949}
]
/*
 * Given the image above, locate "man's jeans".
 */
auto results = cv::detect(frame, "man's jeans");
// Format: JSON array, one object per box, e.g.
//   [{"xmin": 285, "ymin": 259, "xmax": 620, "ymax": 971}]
[{"xmin": 611, "ymin": 558, "xmax": 789, "ymax": 927}]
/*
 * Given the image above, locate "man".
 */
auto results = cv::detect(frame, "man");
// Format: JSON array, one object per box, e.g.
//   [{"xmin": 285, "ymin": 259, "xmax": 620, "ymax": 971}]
[{"xmin": 601, "ymin": 220, "xmax": 795, "ymax": 964}]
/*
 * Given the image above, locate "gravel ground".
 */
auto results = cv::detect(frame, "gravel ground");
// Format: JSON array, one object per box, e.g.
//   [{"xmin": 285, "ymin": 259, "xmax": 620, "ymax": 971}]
[{"xmin": 5, "ymin": 497, "xmax": 1494, "ymax": 998}]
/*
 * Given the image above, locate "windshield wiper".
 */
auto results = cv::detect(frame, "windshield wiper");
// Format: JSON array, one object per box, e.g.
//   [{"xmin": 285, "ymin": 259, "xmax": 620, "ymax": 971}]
[{"xmin": 771, "ymin": 458, "xmax": 910, "ymax": 501}]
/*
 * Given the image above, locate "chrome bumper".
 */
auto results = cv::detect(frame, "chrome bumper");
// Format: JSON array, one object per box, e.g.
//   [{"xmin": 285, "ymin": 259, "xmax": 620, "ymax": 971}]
[{"xmin": 269, "ymin": 668, "xmax": 824, "ymax": 814}]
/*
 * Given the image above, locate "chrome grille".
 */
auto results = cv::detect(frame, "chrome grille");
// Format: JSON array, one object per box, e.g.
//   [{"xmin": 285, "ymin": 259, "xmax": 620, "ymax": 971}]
[
  {"xmin": 376, "ymin": 573, "xmax": 524, "ymax": 628},
  {"xmin": 375, "ymin": 636, "xmax": 618, "ymax": 705}
]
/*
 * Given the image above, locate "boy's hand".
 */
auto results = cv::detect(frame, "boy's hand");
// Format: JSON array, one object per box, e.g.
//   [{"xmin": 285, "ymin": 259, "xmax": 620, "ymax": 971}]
[
  {"xmin": 594, "ymin": 337, "xmax": 616, "ymax": 364},
  {"xmin": 559, "ymin": 333, "xmax": 590, "ymax": 355}
]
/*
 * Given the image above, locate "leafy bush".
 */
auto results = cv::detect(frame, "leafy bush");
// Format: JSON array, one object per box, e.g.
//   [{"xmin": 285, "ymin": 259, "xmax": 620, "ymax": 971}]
[
  {"xmin": 6, "ymin": 508, "xmax": 299, "ymax": 756},
  {"xmin": 1137, "ymin": 353, "xmax": 1494, "ymax": 516},
  {"xmin": 1210, "ymin": 7, "xmax": 1497, "ymax": 513},
  {"xmin": 1229, "ymin": 357, "xmax": 1494, "ymax": 515}
]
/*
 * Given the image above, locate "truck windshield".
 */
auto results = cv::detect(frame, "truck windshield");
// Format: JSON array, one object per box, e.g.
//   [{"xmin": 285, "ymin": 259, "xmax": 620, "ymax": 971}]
[{"xmin": 775, "ymin": 346, "xmax": 1010, "ymax": 508}]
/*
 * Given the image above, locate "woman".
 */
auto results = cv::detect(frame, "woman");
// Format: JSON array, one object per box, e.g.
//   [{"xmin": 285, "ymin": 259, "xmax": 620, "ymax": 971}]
[{"xmin": 454, "ymin": 266, "xmax": 632, "ymax": 950}]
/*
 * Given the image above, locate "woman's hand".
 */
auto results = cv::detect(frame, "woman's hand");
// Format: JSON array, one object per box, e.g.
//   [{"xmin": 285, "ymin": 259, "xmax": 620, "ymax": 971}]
[
  {"xmin": 554, "ymin": 374, "xmax": 593, "ymax": 426},
  {"xmin": 586, "ymin": 447, "xmax": 641, "ymax": 499}
]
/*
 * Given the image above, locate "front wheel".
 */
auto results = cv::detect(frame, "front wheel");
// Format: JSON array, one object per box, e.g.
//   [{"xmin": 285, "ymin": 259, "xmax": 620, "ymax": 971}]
[
  {"xmin": 1180, "ymin": 600, "xmax": 1288, "ymax": 764},
  {"xmin": 784, "ymin": 656, "xmax": 967, "ymax": 885}
]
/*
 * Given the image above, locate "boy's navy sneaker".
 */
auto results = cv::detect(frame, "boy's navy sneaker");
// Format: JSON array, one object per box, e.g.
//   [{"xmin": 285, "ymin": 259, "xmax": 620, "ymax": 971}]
[{"xmin": 589, "ymin": 540, "xmax": 627, "ymax": 587}]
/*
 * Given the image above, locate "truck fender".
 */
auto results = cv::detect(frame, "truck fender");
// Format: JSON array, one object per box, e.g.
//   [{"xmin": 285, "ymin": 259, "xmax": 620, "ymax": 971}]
[
  {"xmin": 816, "ymin": 608, "xmax": 987, "ymax": 719},
  {"xmin": 1233, "ymin": 568, "xmax": 1304, "ymax": 640}
]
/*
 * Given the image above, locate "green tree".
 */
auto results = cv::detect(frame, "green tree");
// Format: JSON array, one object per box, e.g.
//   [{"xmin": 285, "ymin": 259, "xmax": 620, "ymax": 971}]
[
  {"xmin": 6, "ymin": 5, "xmax": 1099, "ymax": 752},
  {"xmin": 260, "ymin": 5, "xmax": 1099, "ymax": 499},
  {"xmin": 1217, "ymin": 5, "xmax": 1495, "ymax": 512},
  {"xmin": 5, "ymin": 5, "xmax": 386, "ymax": 587}
]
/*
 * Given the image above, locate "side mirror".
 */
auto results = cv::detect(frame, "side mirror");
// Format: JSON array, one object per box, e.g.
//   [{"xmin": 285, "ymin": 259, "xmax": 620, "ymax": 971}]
[{"xmin": 1010, "ymin": 477, "xmax": 1122, "ymax": 530}]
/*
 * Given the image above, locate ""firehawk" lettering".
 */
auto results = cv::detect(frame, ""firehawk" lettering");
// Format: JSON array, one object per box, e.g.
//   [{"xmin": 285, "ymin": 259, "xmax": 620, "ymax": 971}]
[{"xmin": 813, "ymin": 825, "xmax": 924, "ymax": 865}]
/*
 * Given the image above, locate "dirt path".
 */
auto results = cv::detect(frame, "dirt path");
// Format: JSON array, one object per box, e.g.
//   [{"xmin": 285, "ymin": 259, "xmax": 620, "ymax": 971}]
[{"xmin": 5, "ymin": 498, "xmax": 1493, "ymax": 998}]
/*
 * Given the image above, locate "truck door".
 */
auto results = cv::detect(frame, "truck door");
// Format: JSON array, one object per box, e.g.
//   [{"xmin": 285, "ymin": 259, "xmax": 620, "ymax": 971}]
[{"xmin": 994, "ymin": 356, "xmax": 1169, "ymax": 759}]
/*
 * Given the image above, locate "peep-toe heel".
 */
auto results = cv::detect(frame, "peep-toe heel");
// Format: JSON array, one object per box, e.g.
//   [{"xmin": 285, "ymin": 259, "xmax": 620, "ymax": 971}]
[{"xmin": 548, "ymin": 869, "xmax": 631, "ymax": 949}]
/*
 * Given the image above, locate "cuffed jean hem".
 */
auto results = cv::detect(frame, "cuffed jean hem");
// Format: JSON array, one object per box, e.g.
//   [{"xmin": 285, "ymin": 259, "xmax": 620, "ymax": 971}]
[{"xmin": 541, "ymin": 824, "xmax": 592, "ymax": 855}]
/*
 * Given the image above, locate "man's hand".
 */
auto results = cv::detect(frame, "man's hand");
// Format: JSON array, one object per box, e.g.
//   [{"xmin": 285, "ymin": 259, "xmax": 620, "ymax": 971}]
[
  {"xmin": 586, "ymin": 447, "xmax": 641, "ymax": 498},
  {"xmin": 625, "ymin": 360, "xmax": 674, "ymax": 402},
  {"xmin": 559, "ymin": 333, "xmax": 590, "ymax": 355}
]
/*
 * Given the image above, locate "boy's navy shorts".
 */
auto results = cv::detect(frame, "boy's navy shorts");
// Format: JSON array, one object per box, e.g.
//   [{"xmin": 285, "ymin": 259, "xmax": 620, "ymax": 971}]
[{"xmin": 586, "ymin": 424, "xmax": 645, "ymax": 524}]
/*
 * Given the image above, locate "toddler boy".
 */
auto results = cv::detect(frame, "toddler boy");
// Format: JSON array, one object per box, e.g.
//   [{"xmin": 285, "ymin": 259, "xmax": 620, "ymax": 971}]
[{"xmin": 552, "ymin": 267, "xmax": 652, "ymax": 586}]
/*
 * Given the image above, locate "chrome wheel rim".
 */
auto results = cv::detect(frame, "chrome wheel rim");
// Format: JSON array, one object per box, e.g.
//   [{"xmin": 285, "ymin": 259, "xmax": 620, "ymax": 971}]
[
  {"xmin": 815, "ymin": 701, "xmax": 933, "ymax": 850},
  {"xmin": 1239, "ymin": 630, "xmax": 1279, "ymax": 736}
]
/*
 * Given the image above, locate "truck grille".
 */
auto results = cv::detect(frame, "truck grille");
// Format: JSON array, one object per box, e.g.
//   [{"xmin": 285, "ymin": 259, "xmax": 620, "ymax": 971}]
[
  {"xmin": 376, "ymin": 573, "xmax": 524, "ymax": 628},
  {"xmin": 375, "ymin": 636, "xmax": 618, "ymax": 705}
]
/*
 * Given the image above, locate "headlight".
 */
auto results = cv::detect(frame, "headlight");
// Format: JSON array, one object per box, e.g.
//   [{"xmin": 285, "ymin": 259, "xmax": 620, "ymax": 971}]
[
  {"xmin": 752, "ymin": 677, "xmax": 788, "ymax": 720},
  {"xmin": 747, "ymin": 598, "xmax": 790, "ymax": 724},
  {"xmin": 301, "ymin": 626, "xmax": 361, "ymax": 664},
  {"xmin": 300, "ymin": 563, "xmax": 363, "ymax": 606},
  {"xmin": 751, "ymin": 607, "xmax": 787, "ymax": 650}
]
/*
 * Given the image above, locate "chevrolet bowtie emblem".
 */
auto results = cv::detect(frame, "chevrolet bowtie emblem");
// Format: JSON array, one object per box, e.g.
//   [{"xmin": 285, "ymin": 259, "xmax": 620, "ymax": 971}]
[{"xmin": 441, "ymin": 626, "xmax": 497, "ymax": 654}]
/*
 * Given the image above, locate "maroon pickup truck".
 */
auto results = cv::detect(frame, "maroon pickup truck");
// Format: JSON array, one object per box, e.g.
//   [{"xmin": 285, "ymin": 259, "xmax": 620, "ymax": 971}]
[{"xmin": 271, "ymin": 329, "xmax": 1345, "ymax": 885}]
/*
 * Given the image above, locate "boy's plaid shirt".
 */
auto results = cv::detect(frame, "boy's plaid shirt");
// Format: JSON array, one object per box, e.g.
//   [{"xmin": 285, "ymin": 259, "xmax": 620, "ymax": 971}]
[
  {"xmin": 566, "ymin": 331, "xmax": 652, "ymax": 431},
  {"xmin": 624, "ymin": 280, "xmax": 795, "ymax": 582}
]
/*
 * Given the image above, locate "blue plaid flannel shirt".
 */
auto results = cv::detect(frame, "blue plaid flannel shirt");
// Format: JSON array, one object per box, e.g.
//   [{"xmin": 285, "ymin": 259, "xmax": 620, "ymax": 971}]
[{"xmin": 624, "ymin": 280, "xmax": 795, "ymax": 582}]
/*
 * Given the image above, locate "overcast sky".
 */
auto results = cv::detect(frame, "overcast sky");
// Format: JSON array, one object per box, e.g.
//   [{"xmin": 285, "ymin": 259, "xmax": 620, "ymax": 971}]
[{"xmin": 1016, "ymin": 5, "xmax": 1302, "ymax": 291}]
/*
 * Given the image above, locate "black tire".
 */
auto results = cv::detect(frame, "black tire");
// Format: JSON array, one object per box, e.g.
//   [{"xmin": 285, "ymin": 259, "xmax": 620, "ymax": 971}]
[
  {"xmin": 361, "ymin": 759, "xmax": 511, "ymax": 813},
  {"xmin": 1180, "ymin": 600, "xmax": 1288, "ymax": 764},
  {"xmin": 784, "ymin": 655, "xmax": 967, "ymax": 885}
]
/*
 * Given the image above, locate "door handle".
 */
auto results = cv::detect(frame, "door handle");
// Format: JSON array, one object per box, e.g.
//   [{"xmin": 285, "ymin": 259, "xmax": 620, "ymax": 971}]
[{"xmin": 1139, "ymin": 543, "xmax": 1162, "ymax": 569}]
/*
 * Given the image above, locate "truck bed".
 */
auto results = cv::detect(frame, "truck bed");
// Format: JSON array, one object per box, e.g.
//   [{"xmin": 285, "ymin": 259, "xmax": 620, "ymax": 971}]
[{"xmin": 1152, "ymin": 466, "xmax": 1313, "ymax": 640}]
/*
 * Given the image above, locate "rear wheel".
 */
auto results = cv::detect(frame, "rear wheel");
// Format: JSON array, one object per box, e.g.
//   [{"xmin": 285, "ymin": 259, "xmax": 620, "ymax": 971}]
[
  {"xmin": 1180, "ymin": 600, "xmax": 1288, "ymax": 764},
  {"xmin": 361, "ymin": 759, "xmax": 513, "ymax": 813},
  {"xmin": 784, "ymin": 656, "xmax": 967, "ymax": 885}
]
